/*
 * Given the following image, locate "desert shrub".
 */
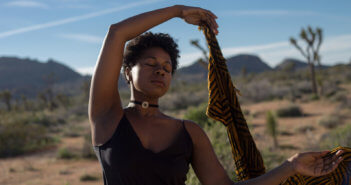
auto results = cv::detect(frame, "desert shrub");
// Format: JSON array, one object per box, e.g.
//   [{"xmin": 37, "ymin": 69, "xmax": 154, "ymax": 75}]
[
  {"xmin": 183, "ymin": 103, "xmax": 216, "ymax": 128},
  {"xmin": 318, "ymin": 114, "xmax": 342, "ymax": 129},
  {"xmin": 81, "ymin": 132, "xmax": 97, "ymax": 159},
  {"xmin": 80, "ymin": 174, "xmax": 99, "ymax": 181},
  {"xmin": 62, "ymin": 125, "xmax": 84, "ymax": 138},
  {"xmin": 0, "ymin": 121, "xmax": 55, "ymax": 158},
  {"xmin": 261, "ymin": 149, "xmax": 287, "ymax": 171},
  {"xmin": 320, "ymin": 124, "xmax": 351, "ymax": 149},
  {"xmin": 57, "ymin": 148, "xmax": 76, "ymax": 159},
  {"xmin": 276, "ymin": 104, "xmax": 303, "ymax": 117},
  {"xmin": 328, "ymin": 91, "xmax": 348, "ymax": 102},
  {"xmin": 338, "ymin": 97, "xmax": 351, "ymax": 110}
]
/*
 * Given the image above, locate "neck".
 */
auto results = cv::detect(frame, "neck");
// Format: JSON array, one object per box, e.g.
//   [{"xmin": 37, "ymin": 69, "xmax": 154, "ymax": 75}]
[{"xmin": 127, "ymin": 103, "xmax": 160, "ymax": 117}]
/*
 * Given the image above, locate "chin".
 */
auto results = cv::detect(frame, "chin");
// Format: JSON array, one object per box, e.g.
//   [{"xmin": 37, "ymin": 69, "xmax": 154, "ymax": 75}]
[{"xmin": 145, "ymin": 89, "xmax": 167, "ymax": 98}]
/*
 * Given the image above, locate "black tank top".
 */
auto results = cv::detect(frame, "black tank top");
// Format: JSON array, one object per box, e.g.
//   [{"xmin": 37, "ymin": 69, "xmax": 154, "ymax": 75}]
[{"xmin": 93, "ymin": 113, "xmax": 193, "ymax": 185}]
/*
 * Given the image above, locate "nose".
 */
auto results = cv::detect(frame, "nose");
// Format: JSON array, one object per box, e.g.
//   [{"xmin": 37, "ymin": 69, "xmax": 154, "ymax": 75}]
[{"xmin": 155, "ymin": 65, "xmax": 165, "ymax": 76}]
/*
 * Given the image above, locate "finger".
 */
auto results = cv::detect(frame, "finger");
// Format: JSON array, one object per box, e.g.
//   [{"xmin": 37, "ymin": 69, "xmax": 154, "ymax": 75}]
[
  {"xmin": 206, "ymin": 15, "xmax": 219, "ymax": 34},
  {"xmin": 319, "ymin": 150, "xmax": 330, "ymax": 157},
  {"xmin": 323, "ymin": 150, "xmax": 343, "ymax": 165},
  {"xmin": 204, "ymin": 15, "xmax": 217, "ymax": 34},
  {"xmin": 206, "ymin": 10, "xmax": 218, "ymax": 19},
  {"xmin": 321, "ymin": 156, "xmax": 343, "ymax": 175}
]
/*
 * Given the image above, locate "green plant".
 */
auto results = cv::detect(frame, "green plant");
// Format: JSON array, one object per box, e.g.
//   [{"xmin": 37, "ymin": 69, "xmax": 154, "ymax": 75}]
[
  {"xmin": 183, "ymin": 103, "xmax": 215, "ymax": 128},
  {"xmin": 266, "ymin": 111, "xmax": 278, "ymax": 148},
  {"xmin": 57, "ymin": 148, "xmax": 76, "ymax": 159},
  {"xmin": 0, "ymin": 121, "xmax": 55, "ymax": 158},
  {"xmin": 81, "ymin": 132, "xmax": 97, "ymax": 159},
  {"xmin": 320, "ymin": 124, "xmax": 351, "ymax": 149}
]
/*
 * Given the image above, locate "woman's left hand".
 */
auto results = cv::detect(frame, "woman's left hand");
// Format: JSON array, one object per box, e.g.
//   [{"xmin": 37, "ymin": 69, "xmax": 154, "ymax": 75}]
[
  {"xmin": 176, "ymin": 5, "xmax": 219, "ymax": 35},
  {"xmin": 288, "ymin": 150, "xmax": 344, "ymax": 176}
]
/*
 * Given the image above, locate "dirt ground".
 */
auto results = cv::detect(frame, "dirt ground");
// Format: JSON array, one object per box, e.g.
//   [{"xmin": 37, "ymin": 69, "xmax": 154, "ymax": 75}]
[{"xmin": 1, "ymin": 88, "xmax": 350, "ymax": 184}]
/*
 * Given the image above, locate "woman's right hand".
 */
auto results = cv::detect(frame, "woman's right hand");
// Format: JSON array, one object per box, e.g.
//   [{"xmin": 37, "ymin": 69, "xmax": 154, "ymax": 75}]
[{"xmin": 176, "ymin": 5, "xmax": 219, "ymax": 35}]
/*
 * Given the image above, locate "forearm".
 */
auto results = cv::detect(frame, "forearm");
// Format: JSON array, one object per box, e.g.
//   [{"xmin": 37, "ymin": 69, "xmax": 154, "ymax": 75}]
[
  {"xmin": 234, "ymin": 161, "xmax": 295, "ymax": 185},
  {"xmin": 110, "ymin": 5, "xmax": 182, "ymax": 42}
]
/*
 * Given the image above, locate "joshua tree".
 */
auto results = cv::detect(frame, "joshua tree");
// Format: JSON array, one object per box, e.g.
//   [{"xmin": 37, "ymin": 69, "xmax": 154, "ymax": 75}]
[
  {"xmin": 290, "ymin": 26, "xmax": 323, "ymax": 96},
  {"xmin": 266, "ymin": 111, "xmax": 278, "ymax": 149},
  {"xmin": 190, "ymin": 39, "xmax": 208, "ymax": 69}
]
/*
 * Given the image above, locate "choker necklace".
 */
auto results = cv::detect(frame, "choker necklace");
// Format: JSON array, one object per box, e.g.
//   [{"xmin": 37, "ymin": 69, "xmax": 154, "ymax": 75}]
[{"xmin": 130, "ymin": 100, "xmax": 159, "ymax": 109}]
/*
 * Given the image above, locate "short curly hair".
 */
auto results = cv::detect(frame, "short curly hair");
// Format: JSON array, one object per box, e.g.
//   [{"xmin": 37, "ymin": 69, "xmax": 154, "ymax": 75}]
[{"xmin": 122, "ymin": 32, "xmax": 179, "ymax": 76}]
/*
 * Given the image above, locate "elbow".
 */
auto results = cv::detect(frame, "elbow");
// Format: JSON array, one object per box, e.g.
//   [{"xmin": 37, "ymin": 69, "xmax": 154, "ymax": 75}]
[{"xmin": 108, "ymin": 24, "xmax": 126, "ymax": 42}]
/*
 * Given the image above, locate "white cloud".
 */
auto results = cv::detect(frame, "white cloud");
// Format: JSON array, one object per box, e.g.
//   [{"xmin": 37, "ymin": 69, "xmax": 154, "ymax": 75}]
[
  {"xmin": 58, "ymin": 33, "xmax": 103, "ymax": 44},
  {"xmin": 0, "ymin": 0, "xmax": 161, "ymax": 39},
  {"xmin": 5, "ymin": 1, "xmax": 48, "ymax": 8},
  {"xmin": 180, "ymin": 34, "xmax": 351, "ymax": 68},
  {"xmin": 76, "ymin": 66, "xmax": 96, "ymax": 75}
]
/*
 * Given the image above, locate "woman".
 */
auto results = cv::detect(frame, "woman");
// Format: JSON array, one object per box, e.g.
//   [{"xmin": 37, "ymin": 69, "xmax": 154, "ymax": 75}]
[{"xmin": 88, "ymin": 5, "xmax": 344, "ymax": 185}]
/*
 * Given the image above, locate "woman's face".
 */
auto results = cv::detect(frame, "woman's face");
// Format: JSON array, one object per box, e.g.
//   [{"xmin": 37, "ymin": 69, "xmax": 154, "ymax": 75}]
[{"xmin": 127, "ymin": 47, "xmax": 173, "ymax": 99}]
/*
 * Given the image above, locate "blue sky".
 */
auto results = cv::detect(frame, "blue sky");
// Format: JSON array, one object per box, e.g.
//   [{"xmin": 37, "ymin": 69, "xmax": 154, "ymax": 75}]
[{"xmin": 1, "ymin": 0, "xmax": 351, "ymax": 75}]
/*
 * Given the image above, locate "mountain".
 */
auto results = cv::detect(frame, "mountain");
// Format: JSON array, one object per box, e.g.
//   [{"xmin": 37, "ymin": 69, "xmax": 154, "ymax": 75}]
[
  {"xmin": 174, "ymin": 54, "xmax": 272, "ymax": 82},
  {"xmin": 275, "ymin": 58, "xmax": 329, "ymax": 71},
  {"xmin": 275, "ymin": 58, "xmax": 308, "ymax": 71},
  {"xmin": 0, "ymin": 56, "xmax": 86, "ymax": 98},
  {"xmin": 226, "ymin": 54, "xmax": 272, "ymax": 74}
]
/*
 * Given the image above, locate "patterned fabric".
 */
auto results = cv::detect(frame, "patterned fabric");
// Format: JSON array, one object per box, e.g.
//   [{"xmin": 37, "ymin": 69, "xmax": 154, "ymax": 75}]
[{"xmin": 199, "ymin": 23, "xmax": 351, "ymax": 184}]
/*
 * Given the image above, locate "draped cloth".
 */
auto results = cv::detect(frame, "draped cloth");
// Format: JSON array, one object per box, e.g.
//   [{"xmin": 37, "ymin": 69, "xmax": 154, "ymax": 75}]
[{"xmin": 200, "ymin": 23, "xmax": 351, "ymax": 184}]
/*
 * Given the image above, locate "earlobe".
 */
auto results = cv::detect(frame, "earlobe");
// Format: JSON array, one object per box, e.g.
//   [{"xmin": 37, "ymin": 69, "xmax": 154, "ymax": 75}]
[{"xmin": 125, "ymin": 67, "xmax": 132, "ymax": 84}]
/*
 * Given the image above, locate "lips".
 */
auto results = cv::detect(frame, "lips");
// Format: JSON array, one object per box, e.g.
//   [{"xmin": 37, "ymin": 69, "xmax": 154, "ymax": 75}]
[{"xmin": 151, "ymin": 80, "xmax": 165, "ymax": 87}]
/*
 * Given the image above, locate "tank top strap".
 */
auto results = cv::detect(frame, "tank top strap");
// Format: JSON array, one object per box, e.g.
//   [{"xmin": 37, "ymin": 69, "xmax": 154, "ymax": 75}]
[{"xmin": 181, "ymin": 119, "xmax": 185, "ymax": 130}]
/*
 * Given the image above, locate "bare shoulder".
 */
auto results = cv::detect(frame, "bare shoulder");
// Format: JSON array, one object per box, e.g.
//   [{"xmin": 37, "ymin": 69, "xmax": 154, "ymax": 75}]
[{"xmin": 182, "ymin": 120, "xmax": 209, "ymax": 146}]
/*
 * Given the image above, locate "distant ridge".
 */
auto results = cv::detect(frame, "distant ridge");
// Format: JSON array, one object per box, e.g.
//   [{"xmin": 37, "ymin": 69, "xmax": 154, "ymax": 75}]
[
  {"xmin": 175, "ymin": 54, "xmax": 272, "ymax": 82},
  {"xmin": 275, "ymin": 58, "xmax": 329, "ymax": 71},
  {"xmin": 0, "ymin": 56, "xmax": 85, "ymax": 98}
]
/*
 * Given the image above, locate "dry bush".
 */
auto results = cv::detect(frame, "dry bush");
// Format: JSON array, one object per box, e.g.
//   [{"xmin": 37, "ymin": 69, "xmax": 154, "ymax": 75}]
[
  {"xmin": 276, "ymin": 104, "xmax": 303, "ymax": 117},
  {"xmin": 318, "ymin": 114, "xmax": 342, "ymax": 129}
]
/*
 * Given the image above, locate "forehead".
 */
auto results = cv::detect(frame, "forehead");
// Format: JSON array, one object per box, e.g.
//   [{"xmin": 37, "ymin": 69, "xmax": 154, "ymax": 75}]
[{"xmin": 140, "ymin": 47, "xmax": 171, "ymax": 63}]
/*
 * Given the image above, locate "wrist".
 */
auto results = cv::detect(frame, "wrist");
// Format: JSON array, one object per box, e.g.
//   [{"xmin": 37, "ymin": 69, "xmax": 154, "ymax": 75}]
[
  {"xmin": 172, "ymin": 5, "xmax": 183, "ymax": 18},
  {"xmin": 283, "ymin": 159, "xmax": 296, "ymax": 176}
]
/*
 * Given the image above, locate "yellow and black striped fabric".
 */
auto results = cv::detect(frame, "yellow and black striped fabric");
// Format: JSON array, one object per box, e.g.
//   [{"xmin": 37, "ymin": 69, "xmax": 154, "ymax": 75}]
[
  {"xmin": 199, "ymin": 24, "xmax": 265, "ymax": 180},
  {"xmin": 199, "ymin": 23, "xmax": 351, "ymax": 184}
]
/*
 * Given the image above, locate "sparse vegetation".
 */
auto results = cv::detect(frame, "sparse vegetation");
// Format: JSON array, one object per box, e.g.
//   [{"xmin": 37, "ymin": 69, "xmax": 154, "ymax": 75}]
[
  {"xmin": 320, "ymin": 124, "xmax": 351, "ymax": 149},
  {"xmin": 318, "ymin": 114, "xmax": 342, "ymax": 129}
]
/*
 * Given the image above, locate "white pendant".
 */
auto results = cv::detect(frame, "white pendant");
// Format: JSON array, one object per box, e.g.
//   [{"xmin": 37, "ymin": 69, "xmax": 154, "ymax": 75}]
[{"xmin": 141, "ymin": 101, "xmax": 149, "ymax": 109}]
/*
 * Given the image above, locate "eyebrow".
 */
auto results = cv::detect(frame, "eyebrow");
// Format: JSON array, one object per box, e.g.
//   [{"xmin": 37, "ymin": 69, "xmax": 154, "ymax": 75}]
[{"xmin": 144, "ymin": 56, "xmax": 172, "ymax": 65}]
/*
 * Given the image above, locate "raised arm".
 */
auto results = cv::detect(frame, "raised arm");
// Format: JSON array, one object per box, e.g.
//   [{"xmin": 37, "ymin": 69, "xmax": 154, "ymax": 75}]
[{"xmin": 88, "ymin": 5, "xmax": 218, "ymax": 145}]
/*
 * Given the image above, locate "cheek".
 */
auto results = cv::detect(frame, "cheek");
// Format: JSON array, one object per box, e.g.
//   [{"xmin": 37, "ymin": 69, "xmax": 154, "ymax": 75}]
[{"xmin": 131, "ymin": 67, "xmax": 149, "ymax": 85}]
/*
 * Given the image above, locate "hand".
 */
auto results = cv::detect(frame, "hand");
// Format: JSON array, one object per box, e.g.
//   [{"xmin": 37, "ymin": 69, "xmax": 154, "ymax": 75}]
[
  {"xmin": 176, "ymin": 5, "xmax": 219, "ymax": 35},
  {"xmin": 288, "ymin": 150, "xmax": 344, "ymax": 176}
]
